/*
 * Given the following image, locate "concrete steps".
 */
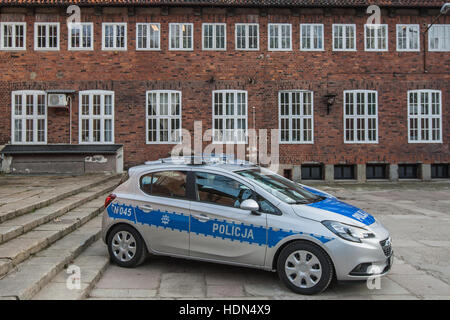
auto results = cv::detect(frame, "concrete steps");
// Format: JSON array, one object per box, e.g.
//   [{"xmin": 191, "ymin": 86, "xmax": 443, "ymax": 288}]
[
  {"xmin": 0, "ymin": 179, "xmax": 119, "ymax": 245},
  {"xmin": 0, "ymin": 174, "xmax": 119, "ymax": 223}
]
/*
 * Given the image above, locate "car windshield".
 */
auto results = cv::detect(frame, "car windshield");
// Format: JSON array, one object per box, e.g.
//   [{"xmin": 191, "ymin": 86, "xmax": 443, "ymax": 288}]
[{"xmin": 236, "ymin": 168, "xmax": 323, "ymax": 205}]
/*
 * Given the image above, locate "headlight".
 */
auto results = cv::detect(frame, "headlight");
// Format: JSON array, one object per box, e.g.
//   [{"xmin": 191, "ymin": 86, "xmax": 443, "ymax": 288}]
[{"xmin": 322, "ymin": 220, "xmax": 375, "ymax": 243}]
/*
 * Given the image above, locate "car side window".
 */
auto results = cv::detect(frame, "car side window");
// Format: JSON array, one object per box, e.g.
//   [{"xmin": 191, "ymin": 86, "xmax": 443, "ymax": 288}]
[
  {"xmin": 195, "ymin": 172, "xmax": 252, "ymax": 208},
  {"xmin": 254, "ymin": 194, "xmax": 281, "ymax": 215},
  {"xmin": 140, "ymin": 171, "xmax": 188, "ymax": 199}
]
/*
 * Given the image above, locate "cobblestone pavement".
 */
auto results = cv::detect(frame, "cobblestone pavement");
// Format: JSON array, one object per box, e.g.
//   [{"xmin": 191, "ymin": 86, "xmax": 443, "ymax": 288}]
[{"xmin": 88, "ymin": 182, "xmax": 450, "ymax": 300}]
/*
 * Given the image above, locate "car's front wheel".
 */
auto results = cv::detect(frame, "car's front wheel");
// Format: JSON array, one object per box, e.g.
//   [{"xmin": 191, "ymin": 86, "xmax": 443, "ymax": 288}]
[
  {"xmin": 107, "ymin": 224, "xmax": 147, "ymax": 268},
  {"xmin": 277, "ymin": 241, "xmax": 334, "ymax": 295}
]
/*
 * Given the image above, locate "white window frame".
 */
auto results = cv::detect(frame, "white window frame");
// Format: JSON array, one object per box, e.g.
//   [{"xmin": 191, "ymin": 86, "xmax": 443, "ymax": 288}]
[
  {"xmin": 268, "ymin": 23, "xmax": 292, "ymax": 51},
  {"xmin": 169, "ymin": 23, "xmax": 194, "ymax": 51},
  {"xmin": 78, "ymin": 90, "xmax": 115, "ymax": 144},
  {"xmin": 146, "ymin": 90, "xmax": 182, "ymax": 144},
  {"xmin": 300, "ymin": 24, "xmax": 324, "ymax": 51},
  {"xmin": 0, "ymin": 22, "xmax": 26, "ymax": 51},
  {"xmin": 364, "ymin": 24, "xmax": 388, "ymax": 52},
  {"xmin": 34, "ymin": 22, "xmax": 60, "ymax": 51},
  {"xmin": 11, "ymin": 90, "xmax": 47, "ymax": 145},
  {"xmin": 136, "ymin": 23, "xmax": 160, "ymax": 51},
  {"xmin": 212, "ymin": 90, "xmax": 248, "ymax": 144},
  {"xmin": 332, "ymin": 24, "xmax": 356, "ymax": 51},
  {"xmin": 235, "ymin": 23, "xmax": 259, "ymax": 51},
  {"xmin": 407, "ymin": 90, "xmax": 442, "ymax": 143},
  {"xmin": 68, "ymin": 22, "xmax": 94, "ymax": 51},
  {"xmin": 396, "ymin": 24, "xmax": 420, "ymax": 52},
  {"xmin": 343, "ymin": 90, "xmax": 379, "ymax": 144},
  {"xmin": 202, "ymin": 23, "xmax": 226, "ymax": 51},
  {"xmin": 278, "ymin": 91, "xmax": 314, "ymax": 144},
  {"xmin": 102, "ymin": 23, "xmax": 127, "ymax": 51},
  {"xmin": 428, "ymin": 24, "xmax": 450, "ymax": 52}
]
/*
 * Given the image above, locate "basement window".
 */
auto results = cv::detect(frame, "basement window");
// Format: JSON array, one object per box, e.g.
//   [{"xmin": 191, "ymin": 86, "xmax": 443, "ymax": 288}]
[
  {"xmin": 334, "ymin": 165, "xmax": 355, "ymax": 180},
  {"xmin": 366, "ymin": 164, "xmax": 388, "ymax": 179},
  {"xmin": 431, "ymin": 164, "xmax": 449, "ymax": 179},
  {"xmin": 301, "ymin": 165, "xmax": 323, "ymax": 180},
  {"xmin": 398, "ymin": 164, "xmax": 419, "ymax": 179}
]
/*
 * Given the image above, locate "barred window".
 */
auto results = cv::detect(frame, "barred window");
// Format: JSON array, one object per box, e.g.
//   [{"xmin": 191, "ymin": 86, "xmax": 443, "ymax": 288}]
[
  {"xmin": 136, "ymin": 23, "xmax": 160, "ymax": 50},
  {"xmin": 300, "ymin": 24, "xmax": 324, "ymax": 51},
  {"xmin": 365, "ymin": 24, "xmax": 388, "ymax": 51},
  {"xmin": 268, "ymin": 24, "xmax": 292, "ymax": 51},
  {"xmin": 34, "ymin": 23, "xmax": 59, "ymax": 50},
  {"xmin": 102, "ymin": 23, "xmax": 127, "ymax": 50},
  {"xmin": 169, "ymin": 23, "xmax": 193, "ymax": 50},
  {"xmin": 408, "ymin": 90, "xmax": 442, "ymax": 143},
  {"xmin": 146, "ymin": 91, "xmax": 182, "ymax": 143},
  {"xmin": 344, "ymin": 90, "xmax": 378, "ymax": 143},
  {"xmin": 11, "ymin": 91, "xmax": 46, "ymax": 144},
  {"xmin": 202, "ymin": 23, "xmax": 226, "ymax": 50},
  {"xmin": 213, "ymin": 90, "xmax": 247, "ymax": 143},
  {"xmin": 0, "ymin": 22, "xmax": 26, "ymax": 50},
  {"xmin": 79, "ymin": 91, "xmax": 114, "ymax": 143},
  {"xmin": 279, "ymin": 91, "xmax": 314, "ymax": 143},
  {"xmin": 235, "ymin": 24, "xmax": 259, "ymax": 50},
  {"xmin": 69, "ymin": 23, "xmax": 93, "ymax": 50}
]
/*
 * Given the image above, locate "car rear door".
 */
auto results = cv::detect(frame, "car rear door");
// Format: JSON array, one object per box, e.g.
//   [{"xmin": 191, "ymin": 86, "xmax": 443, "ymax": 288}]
[
  {"xmin": 133, "ymin": 169, "xmax": 191, "ymax": 256},
  {"xmin": 188, "ymin": 170, "xmax": 267, "ymax": 267}
]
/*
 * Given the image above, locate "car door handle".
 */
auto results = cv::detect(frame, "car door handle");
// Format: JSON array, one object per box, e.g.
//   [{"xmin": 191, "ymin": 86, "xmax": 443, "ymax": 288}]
[
  {"xmin": 192, "ymin": 214, "xmax": 210, "ymax": 222},
  {"xmin": 138, "ymin": 205, "xmax": 153, "ymax": 212}
]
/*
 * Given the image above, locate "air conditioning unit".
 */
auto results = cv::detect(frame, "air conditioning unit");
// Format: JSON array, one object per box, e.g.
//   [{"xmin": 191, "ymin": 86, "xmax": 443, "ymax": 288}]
[{"xmin": 48, "ymin": 94, "xmax": 67, "ymax": 107}]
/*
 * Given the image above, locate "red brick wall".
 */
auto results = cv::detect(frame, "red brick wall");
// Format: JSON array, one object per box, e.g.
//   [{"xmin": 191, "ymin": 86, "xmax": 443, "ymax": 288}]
[{"xmin": 0, "ymin": 6, "xmax": 449, "ymax": 167}]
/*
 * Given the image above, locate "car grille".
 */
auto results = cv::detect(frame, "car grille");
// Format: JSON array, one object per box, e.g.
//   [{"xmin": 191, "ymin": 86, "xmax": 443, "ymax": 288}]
[{"xmin": 380, "ymin": 238, "xmax": 392, "ymax": 257}]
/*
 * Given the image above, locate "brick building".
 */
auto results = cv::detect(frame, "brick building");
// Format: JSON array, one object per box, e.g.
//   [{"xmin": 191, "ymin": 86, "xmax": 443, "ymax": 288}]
[{"xmin": 0, "ymin": 0, "xmax": 448, "ymax": 181}]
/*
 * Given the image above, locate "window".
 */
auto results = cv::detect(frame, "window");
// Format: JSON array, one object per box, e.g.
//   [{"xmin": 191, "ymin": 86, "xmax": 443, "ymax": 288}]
[
  {"xmin": 235, "ymin": 23, "xmax": 259, "ymax": 50},
  {"xmin": 300, "ymin": 24, "xmax": 324, "ymax": 51},
  {"xmin": 334, "ymin": 165, "xmax": 355, "ymax": 180},
  {"xmin": 169, "ymin": 23, "xmax": 193, "ymax": 50},
  {"xmin": 301, "ymin": 165, "xmax": 323, "ymax": 180},
  {"xmin": 408, "ymin": 90, "xmax": 442, "ymax": 143},
  {"xmin": 34, "ymin": 23, "xmax": 59, "ymax": 50},
  {"xmin": 333, "ymin": 24, "xmax": 356, "ymax": 51},
  {"xmin": 365, "ymin": 24, "xmax": 388, "ymax": 51},
  {"xmin": 268, "ymin": 23, "xmax": 292, "ymax": 51},
  {"xmin": 431, "ymin": 164, "xmax": 449, "ymax": 179},
  {"xmin": 344, "ymin": 90, "xmax": 378, "ymax": 143},
  {"xmin": 11, "ymin": 91, "xmax": 46, "ymax": 144},
  {"xmin": 140, "ymin": 171, "xmax": 187, "ymax": 199},
  {"xmin": 68, "ymin": 23, "xmax": 93, "ymax": 50},
  {"xmin": 398, "ymin": 164, "xmax": 419, "ymax": 179},
  {"xmin": 366, "ymin": 164, "xmax": 388, "ymax": 179},
  {"xmin": 279, "ymin": 91, "xmax": 314, "ymax": 143},
  {"xmin": 202, "ymin": 23, "xmax": 226, "ymax": 50},
  {"xmin": 102, "ymin": 23, "xmax": 127, "ymax": 50},
  {"xmin": 195, "ymin": 172, "xmax": 252, "ymax": 208},
  {"xmin": 0, "ymin": 22, "xmax": 26, "ymax": 50},
  {"xmin": 212, "ymin": 90, "xmax": 247, "ymax": 143},
  {"xmin": 79, "ymin": 91, "xmax": 114, "ymax": 144},
  {"xmin": 136, "ymin": 23, "xmax": 160, "ymax": 50},
  {"xmin": 146, "ymin": 91, "xmax": 182, "ymax": 144},
  {"xmin": 397, "ymin": 24, "xmax": 420, "ymax": 51},
  {"xmin": 429, "ymin": 25, "xmax": 450, "ymax": 51}
]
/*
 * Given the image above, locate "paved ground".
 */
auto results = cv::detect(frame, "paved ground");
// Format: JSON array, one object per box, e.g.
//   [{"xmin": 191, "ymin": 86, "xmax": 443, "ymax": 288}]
[{"xmin": 89, "ymin": 181, "xmax": 450, "ymax": 300}]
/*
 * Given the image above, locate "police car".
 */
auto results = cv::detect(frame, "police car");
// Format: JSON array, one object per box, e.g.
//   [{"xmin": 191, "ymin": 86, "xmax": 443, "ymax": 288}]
[{"xmin": 102, "ymin": 155, "xmax": 393, "ymax": 295}]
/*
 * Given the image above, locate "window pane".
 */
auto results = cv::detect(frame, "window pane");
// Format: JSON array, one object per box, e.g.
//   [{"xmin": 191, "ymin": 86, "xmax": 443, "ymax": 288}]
[{"xmin": 151, "ymin": 171, "xmax": 187, "ymax": 199}]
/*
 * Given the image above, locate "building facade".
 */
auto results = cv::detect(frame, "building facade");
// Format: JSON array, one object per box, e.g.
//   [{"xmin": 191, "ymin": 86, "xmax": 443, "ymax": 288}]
[{"xmin": 0, "ymin": 0, "xmax": 449, "ymax": 181}]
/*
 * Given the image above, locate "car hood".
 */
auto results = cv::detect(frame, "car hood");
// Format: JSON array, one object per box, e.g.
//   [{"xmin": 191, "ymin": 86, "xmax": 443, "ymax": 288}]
[{"xmin": 292, "ymin": 197, "xmax": 376, "ymax": 227}]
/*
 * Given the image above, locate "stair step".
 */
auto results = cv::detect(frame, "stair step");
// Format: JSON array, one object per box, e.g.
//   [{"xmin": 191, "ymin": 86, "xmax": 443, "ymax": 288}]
[
  {"xmin": 0, "ymin": 178, "xmax": 118, "ymax": 245},
  {"xmin": 32, "ymin": 240, "xmax": 109, "ymax": 300},
  {"xmin": 0, "ymin": 194, "xmax": 107, "ymax": 278},
  {"xmin": 0, "ymin": 216, "xmax": 103, "ymax": 300},
  {"xmin": 0, "ymin": 174, "xmax": 119, "ymax": 223}
]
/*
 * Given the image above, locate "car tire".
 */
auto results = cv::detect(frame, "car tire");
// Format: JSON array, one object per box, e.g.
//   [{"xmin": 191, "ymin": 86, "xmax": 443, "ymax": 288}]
[
  {"xmin": 277, "ymin": 241, "xmax": 334, "ymax": 295},
  {"xmin": 107, "ymin": 224, "xmax": 147, "ymax": 268}
]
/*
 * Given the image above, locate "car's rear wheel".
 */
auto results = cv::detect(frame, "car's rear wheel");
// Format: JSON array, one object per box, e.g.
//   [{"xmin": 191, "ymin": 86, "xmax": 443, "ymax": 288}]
[
  {"xmin": 107, "ymin": 224, "xmax": 147, "ymax": 268},
  {"xmin": 277, "ymin": 241, "xmax": 334, "ymax": 295}
]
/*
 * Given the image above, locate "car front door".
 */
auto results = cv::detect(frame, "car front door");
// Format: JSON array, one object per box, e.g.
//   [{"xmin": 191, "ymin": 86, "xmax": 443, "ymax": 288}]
[
  {"xmin": 189, "ymin": 171, "xmax": 267, "ymax": 267},
  {"xmin": 133, "ymin": 169, "xmax": 191, "ymax": 256}
]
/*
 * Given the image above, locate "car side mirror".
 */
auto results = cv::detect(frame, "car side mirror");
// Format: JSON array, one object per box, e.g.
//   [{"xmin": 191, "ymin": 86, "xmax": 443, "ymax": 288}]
[{"xmin": 240, "ymin": 199, "xmax": 260, "ymax": 214}]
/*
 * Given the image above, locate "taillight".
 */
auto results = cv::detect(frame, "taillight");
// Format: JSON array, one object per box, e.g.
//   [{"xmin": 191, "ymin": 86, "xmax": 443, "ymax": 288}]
[{"xmin": 105, "ymin": 194, "xmax": 116, "ymax": 208}]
